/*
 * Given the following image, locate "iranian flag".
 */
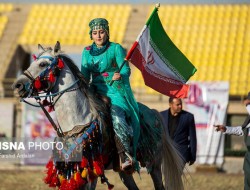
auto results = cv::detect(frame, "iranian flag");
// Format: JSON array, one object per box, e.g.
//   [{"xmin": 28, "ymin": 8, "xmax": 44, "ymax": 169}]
[{"xmin": 126, "ymin": 6, "xmax": 197, "ymax": 98}]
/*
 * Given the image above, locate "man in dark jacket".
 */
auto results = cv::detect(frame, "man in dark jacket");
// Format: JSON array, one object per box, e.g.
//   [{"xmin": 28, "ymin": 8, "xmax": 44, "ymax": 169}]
[{"xmin": 161, "ymin": 98, "xmax": 197, "ymax": 169}]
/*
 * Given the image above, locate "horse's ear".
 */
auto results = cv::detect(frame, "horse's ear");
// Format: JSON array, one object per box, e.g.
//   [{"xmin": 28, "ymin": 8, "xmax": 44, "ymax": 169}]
[
  {"xmin": 38, "ymin": 44, "xmax": 45, "ymax": 54},
  {"xmin": 54, "ymin": 41, "xmax": 61, "ymax": 54}
]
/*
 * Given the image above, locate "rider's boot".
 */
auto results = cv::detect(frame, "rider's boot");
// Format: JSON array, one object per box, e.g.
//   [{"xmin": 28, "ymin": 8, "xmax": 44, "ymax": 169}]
[{"xmin": 114, "ymin": 135, "xmax": 134, "ymax": 173}]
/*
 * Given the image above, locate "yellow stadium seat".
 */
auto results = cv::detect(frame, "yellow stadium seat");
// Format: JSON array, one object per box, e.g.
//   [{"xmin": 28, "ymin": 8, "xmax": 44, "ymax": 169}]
[
  {"xmin": 0, "ymin": 4, "xmax": 13, "ymax": 40},
  {"xmin": 19, "ymin": 4, "xmax": 131, "ymax": 46},
  {"xmin": 0, "ymin": 3, "xmax": 13, "ymax": 12},
  {"xmin": 17, "ymin": 4, "xmax": 250, "ymax": 96}
]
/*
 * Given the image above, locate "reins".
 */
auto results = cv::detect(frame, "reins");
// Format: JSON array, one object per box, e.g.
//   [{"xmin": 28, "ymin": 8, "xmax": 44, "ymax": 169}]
[
  {"xmin": 36, "ymin": 97, "xmax": 64, "ymax": 137},
  {"xmin": 20, "ymin": 79, "xmax": 80, "ymax": 107}
]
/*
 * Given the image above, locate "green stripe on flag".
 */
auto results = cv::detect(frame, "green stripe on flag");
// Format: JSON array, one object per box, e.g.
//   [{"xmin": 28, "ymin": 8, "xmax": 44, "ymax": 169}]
[{"xmin": 147, "ymin": 8, "xmax": 197, "ymax": 81}]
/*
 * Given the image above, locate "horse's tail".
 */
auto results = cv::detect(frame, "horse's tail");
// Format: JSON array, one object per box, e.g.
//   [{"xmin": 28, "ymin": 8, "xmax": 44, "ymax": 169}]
[{"xmin": 153, "ymin": 109, "xmax": 185, "ymax": 190}]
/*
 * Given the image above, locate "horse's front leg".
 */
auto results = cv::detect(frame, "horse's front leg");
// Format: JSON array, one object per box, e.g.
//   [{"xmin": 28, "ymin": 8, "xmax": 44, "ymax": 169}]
[{"xmin": 119, "ymin": 171, "xmax": 139, "ymax": 190}]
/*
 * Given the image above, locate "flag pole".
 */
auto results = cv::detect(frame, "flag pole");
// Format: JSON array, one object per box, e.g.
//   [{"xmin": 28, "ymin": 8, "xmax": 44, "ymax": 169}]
[{"xmin": 146, "ymin": 3, "xmax": 160, "ymax": 25}]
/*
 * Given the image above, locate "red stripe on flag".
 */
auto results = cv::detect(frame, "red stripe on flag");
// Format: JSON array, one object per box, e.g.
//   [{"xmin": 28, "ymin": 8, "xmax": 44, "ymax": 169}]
[
  {"xmin": 126, "ymin": 41, "xmax": 139, "ymax": 60},
  {"xmin": 128, "ymin": 43, "xmax": 146, "ymax": 71},
  {"xmin": 142, "ymin": 67, "xmax": 189, "ymax": 98}
]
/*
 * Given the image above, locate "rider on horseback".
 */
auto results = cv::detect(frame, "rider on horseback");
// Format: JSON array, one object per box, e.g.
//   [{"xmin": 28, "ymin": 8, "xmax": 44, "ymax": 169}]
[{"xmin": 81, "ymin": 18, "xmax": 140, "ymax": 172}]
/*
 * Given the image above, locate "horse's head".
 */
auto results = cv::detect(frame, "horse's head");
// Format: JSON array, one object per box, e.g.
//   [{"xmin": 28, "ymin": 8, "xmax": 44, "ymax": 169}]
[
  {"xmin": 13, "ymin": 41, "xmax": 64, "ymax": 98},
  {"xmin": 13, "ymin": 41, "xmax": 108, "ymax": 136}
]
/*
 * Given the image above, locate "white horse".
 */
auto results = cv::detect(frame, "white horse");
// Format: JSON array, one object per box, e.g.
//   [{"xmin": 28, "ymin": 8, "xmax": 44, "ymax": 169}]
[{"xmin": 13, "ymin": 42, "xmax": 185, "ymax": 190}]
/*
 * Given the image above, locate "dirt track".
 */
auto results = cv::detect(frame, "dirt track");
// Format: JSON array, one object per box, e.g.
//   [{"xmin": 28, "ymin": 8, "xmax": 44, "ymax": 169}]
[{"xmin": 0, "ymin": 170, "xmax": 244, "ymax": 190}]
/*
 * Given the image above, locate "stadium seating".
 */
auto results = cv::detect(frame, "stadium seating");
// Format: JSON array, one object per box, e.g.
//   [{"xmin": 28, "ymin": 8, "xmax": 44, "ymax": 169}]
[
  {"xmin": 0, "ymin": 3, "xmax": 13, "ymax": 12},
  {"xmin": 19, "ymin": 4, "xmax": 131, "ymax": 46},
  {"xmin": 0, "ymin": 16, "xmax": 8, "ymax": 39},
  {"xmin": 16, "ymin": 3, "xmax": 250, "ymax": 96},
  {"xmin": 131, "ymin": 4, "xmax": 250, "ymax": 96},
  {"xmin": 0, "ymin": 3, "xmax": 13, "ymax": 39}
]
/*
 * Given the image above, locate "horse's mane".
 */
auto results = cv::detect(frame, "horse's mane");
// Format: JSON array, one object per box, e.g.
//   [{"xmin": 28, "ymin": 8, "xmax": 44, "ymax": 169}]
[
  {"xmin": 59, "ymin": 54, "xmax": 89, "ymax": 92},
  {"xmin": 58, "ymin": 54, "xmax": 109, "ymax": 121}
]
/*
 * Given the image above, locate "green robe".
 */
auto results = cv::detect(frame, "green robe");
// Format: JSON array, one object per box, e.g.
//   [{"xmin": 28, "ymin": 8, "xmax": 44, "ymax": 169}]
[{"xmin": 81, "ymin": 42, "xmax": 140, "ymax": 156}]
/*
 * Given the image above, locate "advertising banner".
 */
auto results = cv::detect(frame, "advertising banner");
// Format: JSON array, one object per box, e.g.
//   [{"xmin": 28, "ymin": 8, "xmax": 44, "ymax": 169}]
[
  {"xmin": 21, "ymin": 101, "xmax": 57, "ymax": 165},
  {"xmin": 0, "ymin": 101, "xmax": 14, "ymax": 137},
  {"xmin": 184, "ymin": 82, "xmax": 229, "ymax": 166}
]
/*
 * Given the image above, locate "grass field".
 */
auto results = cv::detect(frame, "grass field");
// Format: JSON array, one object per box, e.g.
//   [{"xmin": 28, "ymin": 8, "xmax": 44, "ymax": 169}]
[{"xmin": 0, "ymin": 169, "xmax": 244, "ymax": 190}]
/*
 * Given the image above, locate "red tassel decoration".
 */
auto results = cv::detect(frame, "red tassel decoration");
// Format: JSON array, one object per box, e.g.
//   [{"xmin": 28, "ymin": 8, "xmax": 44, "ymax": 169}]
[
  {"xmin": 49, "ymin": 174, "xmax": 59, "ymax": 187},
  {"xmin": 58, "ymin": 59, "xmax": 64, "ymax": 69},
  {"xmin": 49, "ymin": 71, "xmax": 55, "ymax": 83},
  {"xmin": 80, "ymin": 157, "xmax": 88, "ymax": 168},
  {"xmin": 58, "ymin": 174, "xmax": 65, "ymax": 184},
  {"xmin": 74, "ymin": 171, "xmax": 86, "ymax": 187},
  {"xmin": 68, "ymin": 176, "xmax": 78, "ymax": 190},
  {"xmin": 44, "ymin": 159, "xmax": 54, "ymax": 184},
  {"xmin": 44, "ymin": 159, "xmax": 58, "ymax": 186},
  {"xmin": 93, "ymin": 160, "xmax": 104, "ymax": 176},
  {"xmin": 44, "ymin": 171, "xmax": 53, "ymax": 184},
  {"xmin": 44, "ymin": 168, "xmax": 56, "ymax": 184},
  {"xmin": 32, "ymin": 54, "xmax": 37, "ymax": 61},
  {"xmin": 48, "ymin": 105, "xmax": 54, "ymax": 113},
  {"xmin": 59, "ymin": 179, "xmax": 69, "ymax": 190},
  {"xmin": 34, "ymin": 78, "xmax": 42, "ymax": 89}
]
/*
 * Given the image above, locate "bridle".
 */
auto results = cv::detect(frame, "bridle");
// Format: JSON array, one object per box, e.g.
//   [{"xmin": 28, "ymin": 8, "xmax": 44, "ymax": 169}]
[
  {"xmin": 23, "ymin": 56, "xmax": 62, "ymax": 98},
  {"xmin": 21, "ymin": 55, "xmax": 79, "ymax": 103},
  {"xmin": 20, "ymin": 55, "xmax": 80, "ymax": 137}
]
